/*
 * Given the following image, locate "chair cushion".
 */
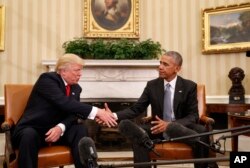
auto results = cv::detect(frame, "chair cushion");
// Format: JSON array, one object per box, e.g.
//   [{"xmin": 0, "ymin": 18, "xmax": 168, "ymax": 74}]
[
  {"xmin": 38, "ymin": 146, "xmax": 73, "ymax": 167},
  {"xmin": 9, "ymin": 146, "xmax": 73, "ymax": 168},
  {"xmin": 150, "ymin": 142, "xmax": 193, "ymax": 160}
]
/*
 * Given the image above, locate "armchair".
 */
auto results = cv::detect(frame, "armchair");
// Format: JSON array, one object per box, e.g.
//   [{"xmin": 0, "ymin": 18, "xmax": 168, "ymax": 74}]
[{"xmin": 1, "ymin": 84, "xmax": 74, "ymax": 168}]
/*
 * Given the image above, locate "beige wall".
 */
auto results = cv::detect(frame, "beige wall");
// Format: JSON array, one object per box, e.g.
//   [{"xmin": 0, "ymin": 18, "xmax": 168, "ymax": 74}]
[{"xmin": 0, "ymin": 0, "xmax": 249, "ymax": 97}]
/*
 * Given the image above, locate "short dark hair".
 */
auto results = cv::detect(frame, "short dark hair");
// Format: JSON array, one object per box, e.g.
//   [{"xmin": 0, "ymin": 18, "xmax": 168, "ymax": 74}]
[{"xmin": 163, "ymin": 51, "xmax": 183, "ymax": 66}]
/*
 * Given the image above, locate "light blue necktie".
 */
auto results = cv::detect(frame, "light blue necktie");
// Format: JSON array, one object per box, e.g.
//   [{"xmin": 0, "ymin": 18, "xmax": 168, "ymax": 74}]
[{"xmin": 163, "ymin": 83, "xmax": 172, "ymax": 121}]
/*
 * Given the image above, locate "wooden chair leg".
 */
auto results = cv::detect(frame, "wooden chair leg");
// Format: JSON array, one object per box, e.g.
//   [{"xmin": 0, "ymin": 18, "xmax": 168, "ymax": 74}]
[{"xmin": 3, "ymin": 159, "xmax": 7, "ymax": 168}]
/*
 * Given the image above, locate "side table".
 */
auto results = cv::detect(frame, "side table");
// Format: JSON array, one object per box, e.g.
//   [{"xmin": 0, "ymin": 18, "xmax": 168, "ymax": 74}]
[
  {"xmin": 228, "ymin": 111, "xmax": 250, "ymax": 151},
  {"xmin": 207, "ymin": 104, "xmax": 250, "ymax": 114}
]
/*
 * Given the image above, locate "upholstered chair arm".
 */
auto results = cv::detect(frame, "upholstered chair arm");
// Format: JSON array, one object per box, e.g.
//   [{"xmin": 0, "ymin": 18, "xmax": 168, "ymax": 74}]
[
  {"xmin": 199, "ymin": 115, "xmax": 215, "ymax": 133},
  {"xmin": 138, "ymin": 116, "xmax": 152, "ymax": 124},
  {"xmin": 1, "ymin": 121, "xmax": 16, "ymax": 164},
  {"xmin": 199, "ymin": 115, "xmax": 214, "ymax": 125},
  {"xmin": 1, "ymin": 119, "xmax": 14, "ymax": 131},
  {"xmin": 199, "ymin": 115, "xmax": 217, "ymax": 153}
]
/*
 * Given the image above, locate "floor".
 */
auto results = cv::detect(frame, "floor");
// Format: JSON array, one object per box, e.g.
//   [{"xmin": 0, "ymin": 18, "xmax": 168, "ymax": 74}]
[{"xmin": 0, "ymin": 133, "xmax": 249, "ymax": 168}]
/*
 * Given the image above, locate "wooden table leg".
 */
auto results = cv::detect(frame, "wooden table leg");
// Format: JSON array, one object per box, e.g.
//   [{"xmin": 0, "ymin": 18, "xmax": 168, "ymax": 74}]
[
  {"xmin": 231, "ymin": 133, "xmax": 238, "ymax": 151},
  {"xmin": 230, "ymin": 117, "xmax": 238, "ymax": 151}
]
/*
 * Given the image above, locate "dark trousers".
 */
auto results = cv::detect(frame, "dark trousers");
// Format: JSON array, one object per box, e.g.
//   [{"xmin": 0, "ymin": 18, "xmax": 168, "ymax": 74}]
[
  {"xmin": 133, "ymin": 122, "xmax": 210, "ymax": 168},
  {"xmin": 12, "ymin": 124, "xmax": 88, "ymax": 168}
]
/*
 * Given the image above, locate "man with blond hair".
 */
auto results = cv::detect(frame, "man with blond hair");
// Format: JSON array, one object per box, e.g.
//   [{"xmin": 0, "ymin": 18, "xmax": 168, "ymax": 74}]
[{"xmin": 12, "ymin": 54, "xmax": 117, "ymax": 168}]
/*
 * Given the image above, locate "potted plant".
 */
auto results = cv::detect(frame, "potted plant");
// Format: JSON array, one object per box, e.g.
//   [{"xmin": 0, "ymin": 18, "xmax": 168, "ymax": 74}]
[{"xmin": 62, "ymin": 37, "xmax": 162, "ymax": 60}]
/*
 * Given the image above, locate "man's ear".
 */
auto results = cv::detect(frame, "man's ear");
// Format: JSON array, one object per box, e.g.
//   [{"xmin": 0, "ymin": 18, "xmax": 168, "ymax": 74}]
[{"xmin": 175, "ymin": 66, "xmax": 181, "ymax": 73}]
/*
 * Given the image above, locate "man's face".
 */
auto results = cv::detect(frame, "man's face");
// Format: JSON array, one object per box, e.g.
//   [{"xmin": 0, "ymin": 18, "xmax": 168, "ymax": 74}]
[
  {"xmin": 61, "ymin": 63, "xmax": 83, "ymax": 85},
  {"xmin": 158, "ymin": 55, "xmax": 180, "ymax": 81}
]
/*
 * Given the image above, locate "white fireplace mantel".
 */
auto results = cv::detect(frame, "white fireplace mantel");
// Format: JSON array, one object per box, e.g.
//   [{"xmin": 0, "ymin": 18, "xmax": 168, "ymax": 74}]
[
  {"xmin": 42, "ymin": 59, "xmax": 159, "ymax": 69},
  {"xmin": 41, "ymin": 59, "xmax": 249, "ymax": 104},
  {"xmin": 42, "ymin": 60, "xmax": 159, "ymax": 101}
]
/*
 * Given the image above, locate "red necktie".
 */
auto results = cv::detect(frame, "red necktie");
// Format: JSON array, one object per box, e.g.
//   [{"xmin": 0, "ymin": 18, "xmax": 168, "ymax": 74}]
[{"xmin": 66, "ymin": 85, "xmax": 71, "ymax": 96}]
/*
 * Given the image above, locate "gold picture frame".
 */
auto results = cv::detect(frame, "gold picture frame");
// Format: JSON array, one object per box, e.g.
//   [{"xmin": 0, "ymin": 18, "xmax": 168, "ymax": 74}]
[
  {"xmin": 0, "ymin": 5, "xmax": 5, "ymax": 51},
  {"xmin": 83, "ymin": 0, "xmax": 139, "ymax": 38},
  {"xmin": 202, "ymin": 3, "xmax": 250, "ymax": 54}
]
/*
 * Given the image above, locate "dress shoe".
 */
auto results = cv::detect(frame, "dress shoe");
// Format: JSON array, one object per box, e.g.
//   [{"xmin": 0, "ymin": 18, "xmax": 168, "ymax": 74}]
[{"xmin": 207, "ymin": 162, "xmax": 219, "ymax": 168}]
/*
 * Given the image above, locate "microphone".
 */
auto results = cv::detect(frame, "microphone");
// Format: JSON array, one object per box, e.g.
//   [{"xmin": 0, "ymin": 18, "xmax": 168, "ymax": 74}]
[
  {"xmin": 78, "ymin": 137, "xmax": 99, "ymax": 168},
  {"xmin": 118, "ymin": 119, "xmax": 160, "ymax": 156}
]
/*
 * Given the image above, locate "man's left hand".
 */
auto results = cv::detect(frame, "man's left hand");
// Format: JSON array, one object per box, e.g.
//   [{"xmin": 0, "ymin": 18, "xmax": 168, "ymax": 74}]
[
  {"xmin": 45, "ymin": 126, "xmax": 62, "ymax": 142},
  {"xmin": 151, "ymin": 115, "xmax": 169, "ymax": 134}
]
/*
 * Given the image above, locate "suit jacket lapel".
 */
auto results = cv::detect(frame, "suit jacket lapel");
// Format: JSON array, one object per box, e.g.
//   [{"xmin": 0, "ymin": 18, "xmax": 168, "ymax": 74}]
[
  {"xmin": 71, "ymin": 85, "xmax": 80, "ymax": 99},
  {"xmin": 173, "ymin": 76, "xmax": 184, "ymax": 113},
  {"xmin": 156, "ymin": 78, "xmax": 165, "ymax": 116}
]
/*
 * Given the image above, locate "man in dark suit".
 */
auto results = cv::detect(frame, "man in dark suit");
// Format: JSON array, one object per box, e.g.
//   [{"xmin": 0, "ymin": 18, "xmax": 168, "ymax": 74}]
[
  {"xmin": 12, "ymin": 54, "xmax": 117, "ymax": 168},
  {"xmin": 105, "ymin": 51, "xmax": 217, "ymax": 168}
]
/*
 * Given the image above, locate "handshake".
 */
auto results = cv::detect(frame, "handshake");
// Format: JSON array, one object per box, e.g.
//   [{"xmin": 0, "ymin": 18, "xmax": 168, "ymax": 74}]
[{"xmin": 95, "ymin": 103, "xmax": 117, "ymax": 128}]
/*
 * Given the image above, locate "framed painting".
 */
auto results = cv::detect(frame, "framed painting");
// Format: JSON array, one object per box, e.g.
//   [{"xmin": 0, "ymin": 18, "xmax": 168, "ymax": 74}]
[
  {"xmin": 83, "ymin": 0, "xmax": 139, "ymax": 38},
  {"xmin": 202, "ymin": 3, "xmax": 250, "ymax": 54},
  {"xmin": 0, "ymin": 5, "xmax": 5, "ymax": 51}
]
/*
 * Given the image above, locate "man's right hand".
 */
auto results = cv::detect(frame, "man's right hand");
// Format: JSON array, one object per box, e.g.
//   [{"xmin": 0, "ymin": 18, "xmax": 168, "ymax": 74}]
[{"xmin": 95, "ymin": 108, "xmax": 117, "ymax": 127}]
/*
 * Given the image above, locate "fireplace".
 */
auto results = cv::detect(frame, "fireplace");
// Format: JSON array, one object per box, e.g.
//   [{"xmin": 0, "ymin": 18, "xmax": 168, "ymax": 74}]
[{"xmin": 42, "ymin": 59, "xmax": 159, "ymax": 149}]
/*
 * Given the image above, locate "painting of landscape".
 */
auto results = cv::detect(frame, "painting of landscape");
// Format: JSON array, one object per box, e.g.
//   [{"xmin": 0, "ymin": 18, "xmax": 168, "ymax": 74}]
[
  {"xmin": 202, "ymin": 3, "xmax": 250, "ymax": 54},
  {"xmin": 210, "ymin": 10, "xmax": 250, "ymax": 45}
]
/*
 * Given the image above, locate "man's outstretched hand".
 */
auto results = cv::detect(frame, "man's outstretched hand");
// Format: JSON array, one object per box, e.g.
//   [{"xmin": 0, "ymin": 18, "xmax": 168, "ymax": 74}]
[{"xmin": 95, "ymin": 103, "xmax": 117, "ymax": 127}]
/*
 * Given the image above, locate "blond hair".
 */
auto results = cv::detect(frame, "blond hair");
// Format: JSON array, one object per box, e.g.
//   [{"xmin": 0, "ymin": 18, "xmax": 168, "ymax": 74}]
[{"xmin": 55, "ymin": 54, "xmax": 84, "ymax": 72}]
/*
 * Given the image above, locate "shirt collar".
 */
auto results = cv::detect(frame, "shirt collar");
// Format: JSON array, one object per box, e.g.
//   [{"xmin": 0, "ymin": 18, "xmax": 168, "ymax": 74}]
[
  {"xmin": 61, "ymin": 76, "xmax": 68, "ymax": 87},
  {"xmin": 164, "ymin": 76, "xmax": 177, "ymax": 89}
]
